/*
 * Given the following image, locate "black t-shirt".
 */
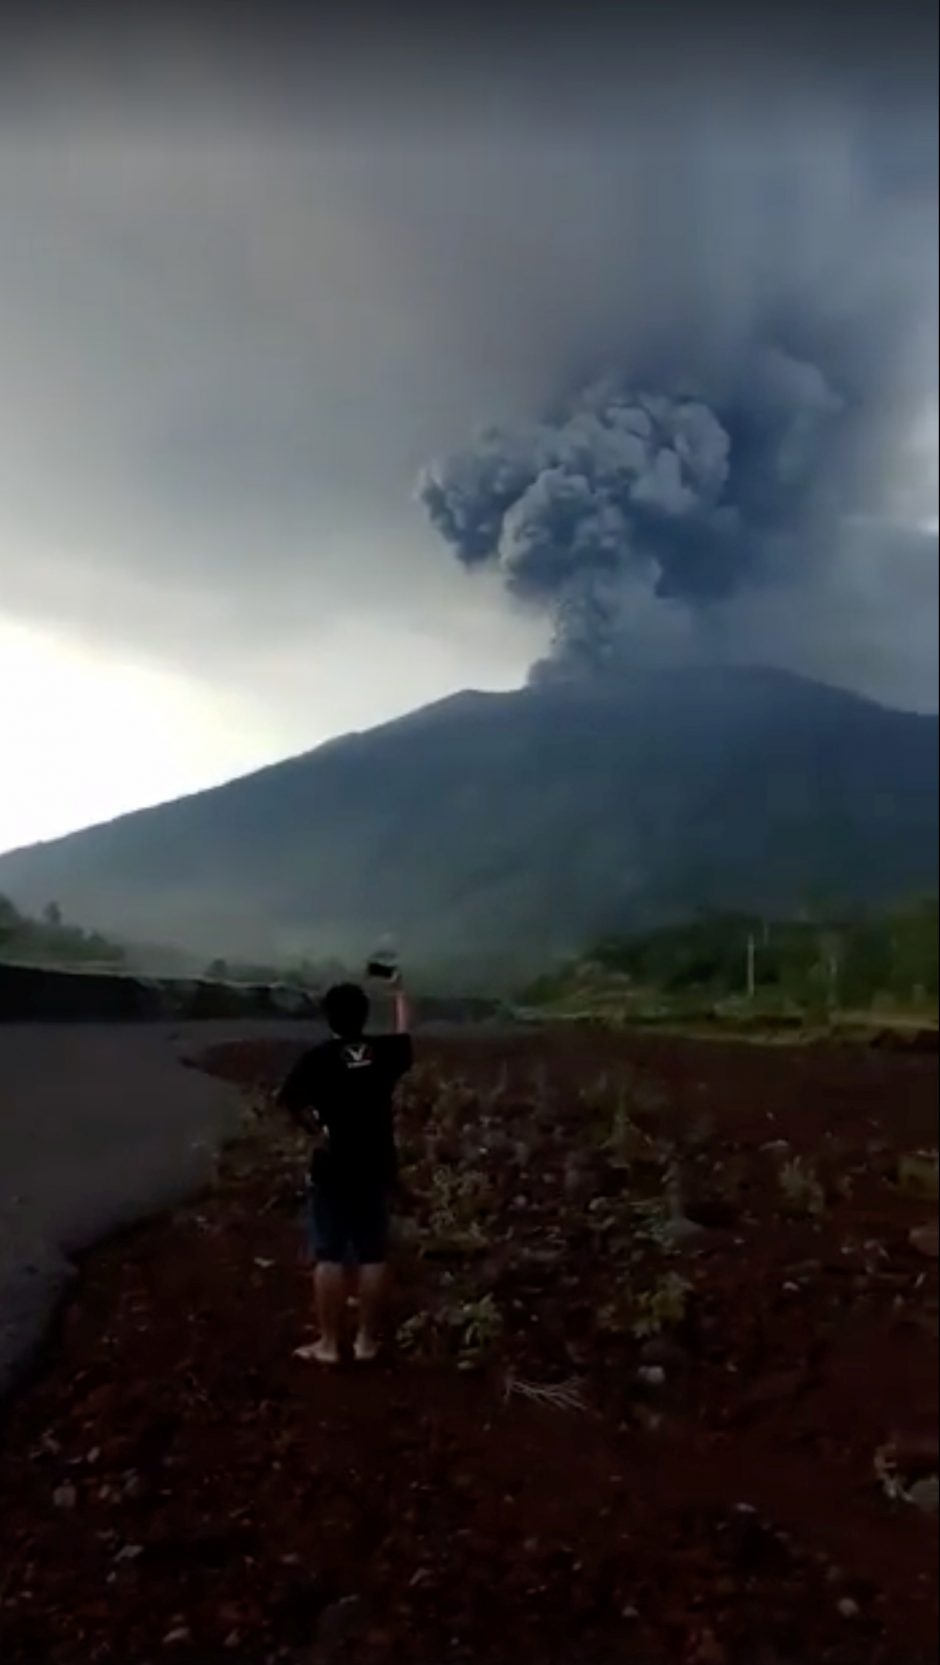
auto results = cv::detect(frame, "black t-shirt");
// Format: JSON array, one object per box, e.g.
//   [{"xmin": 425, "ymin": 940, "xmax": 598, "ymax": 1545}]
[{"xmin": 277, "ymin": 1033, "xmax": 413, "ymax": 1192}]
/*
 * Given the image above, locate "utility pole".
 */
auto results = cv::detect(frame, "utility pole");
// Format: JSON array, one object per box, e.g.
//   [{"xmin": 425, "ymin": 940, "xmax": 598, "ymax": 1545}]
[
  {"xmin": 746, "ymin": 932, "xmax": 756, "ymax": 1000},
  {"xmin": 827, "ymin": 939, "xmax": 840, "ymax": 1010}
]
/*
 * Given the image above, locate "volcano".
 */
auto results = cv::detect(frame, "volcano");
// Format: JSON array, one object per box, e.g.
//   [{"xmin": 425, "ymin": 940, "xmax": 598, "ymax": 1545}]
[{"xmin": 1, "ymin": 667, "xmax": 936, "ymax": 978}]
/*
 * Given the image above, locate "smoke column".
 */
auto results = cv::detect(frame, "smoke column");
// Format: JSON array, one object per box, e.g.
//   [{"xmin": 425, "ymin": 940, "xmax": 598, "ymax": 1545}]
[
  {"xmin": 417, "ymin": 338, "xmax": 933, "ymax": 677},
  {"xmin": 414, "ymin": 89, "xmax": 937, "ymax": 700}
]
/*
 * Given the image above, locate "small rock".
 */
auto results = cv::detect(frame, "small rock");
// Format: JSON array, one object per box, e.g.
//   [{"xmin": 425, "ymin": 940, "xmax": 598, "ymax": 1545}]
[
  {"xmin": 688, "ymin": 1628, "xmax": 728, "ymax": 1664},
  {"xmin": 640, "ymin": 1337, "xmax": 687, "ymax": 1370},
  {"xmin": 685, "ymin": 1198, "xmax": 741, "ymax": 1230},
  {"xmin": 661, "ymin": 1214, "xmax": 705, "ymax": 1246},
  {"xmin": 163, "ymin": 1628, "xmax": 191, "ymax": 1646},
  {"xmin": 637, "ymin": 1365, "xmax": 667, "ymax": 1387},
  {"xmin": 837, "ymin": 1598, "xmax": 860, "ymax": 1619},
  {"xmin": 734, "ymin": 1368, "xmax": 808, "ymax": 1420},
  {"xmin": 897, "ymin": 1153, "xmax": 939, "ymax": 1200},
  {"xmin": 909, "ymin": 1223, "xmax": 939, "ymax": 1260},
  {"xmin": 908, "ymin": 1476, "xmax": 939, "ymax": 1514},
  {"xmin": 52, "ymin": 1484, "xmax": 77, "ymax": 1510},
  {"xmin": 317, "ymin": 1595, "xmax": 364, "ymax": 1649},
  {"xmin": 889, "ymin": 1422, "xmax": 939, "ymax": 1476},
  {"xmin": 114, "ymin": 1544, "xmax": 144, "ymax": 1563},
  {"xmin": 786, "ymin": 1259, "xmax": 823, "ymax": 1281},
  {"xmin": 85, "ymin": 1447, "xmax": 101, "ymax": 1465}
]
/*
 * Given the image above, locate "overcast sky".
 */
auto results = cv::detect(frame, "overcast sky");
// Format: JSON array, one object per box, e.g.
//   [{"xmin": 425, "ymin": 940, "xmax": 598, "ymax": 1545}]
[{"xmin": 1, "ymin": 4, "xmax": 937, "ymax": 851}]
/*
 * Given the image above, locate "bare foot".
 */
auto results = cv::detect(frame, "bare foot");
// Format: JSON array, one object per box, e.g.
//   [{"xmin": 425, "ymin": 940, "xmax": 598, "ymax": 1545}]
[
  {"xmin": 294, "ymin": 1339, "xmax": 341, "ymax": 1366},
  {"xmin": 353, "ymin": 1333, "xmax": 381, "ymax": 1363}
]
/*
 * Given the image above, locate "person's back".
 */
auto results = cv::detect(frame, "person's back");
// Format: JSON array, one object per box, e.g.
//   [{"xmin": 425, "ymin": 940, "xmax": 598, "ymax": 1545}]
[
  {"xmin": 289, "ymin": 1028, "xmax": 411, "ymax": 1189},
  {"xmin": 277, "ymin": 978, "xmax": 413, "ymax": 1364}
]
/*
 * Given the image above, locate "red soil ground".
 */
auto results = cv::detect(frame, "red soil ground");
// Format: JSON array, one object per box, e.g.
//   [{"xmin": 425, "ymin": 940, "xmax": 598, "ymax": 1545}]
[{"xmin": 0, "ymin": 1030, "xmax": 936, "ymax": 1665}]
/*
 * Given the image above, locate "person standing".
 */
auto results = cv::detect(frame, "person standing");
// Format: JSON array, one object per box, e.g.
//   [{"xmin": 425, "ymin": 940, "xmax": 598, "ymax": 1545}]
[{"xmin": 277, "ymin": 972, "xmax": 413, "ymax": 1364}]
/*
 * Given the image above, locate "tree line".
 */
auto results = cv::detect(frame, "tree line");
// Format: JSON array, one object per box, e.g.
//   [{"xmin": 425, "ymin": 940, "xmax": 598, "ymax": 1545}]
[
  {"xmin": 0, "ymin": 896, "xmax": 126, "ymax": 968},
  {"xmin": 524, "ymin": 898, "xmax": 939, "ymax": 1016}
]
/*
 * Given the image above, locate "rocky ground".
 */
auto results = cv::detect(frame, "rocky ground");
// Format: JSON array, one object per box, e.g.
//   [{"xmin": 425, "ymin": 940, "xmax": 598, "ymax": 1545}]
[{"xmin": 0, "ymin": 1029, "xmax": 936, "ymax": 1664}]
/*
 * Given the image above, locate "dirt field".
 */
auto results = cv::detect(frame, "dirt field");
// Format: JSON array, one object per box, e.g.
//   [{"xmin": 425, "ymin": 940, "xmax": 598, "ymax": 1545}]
[{"xmin": 0, "ymin": 1030, "xmax": 936, "ymax": 1665}]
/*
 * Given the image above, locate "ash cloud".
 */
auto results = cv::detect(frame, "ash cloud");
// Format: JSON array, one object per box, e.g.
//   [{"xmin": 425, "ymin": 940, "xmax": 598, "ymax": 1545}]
[
  {"xmin": 414, "ymin": 51, "xmax": 938, "ymax": 692},
  {"xmin": 418, "ymin": 337, "xmax": 935, "ymax": 679}
]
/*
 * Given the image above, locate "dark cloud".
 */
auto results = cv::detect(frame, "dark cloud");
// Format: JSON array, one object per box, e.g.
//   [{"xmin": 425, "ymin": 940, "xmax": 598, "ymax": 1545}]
[
  {"xmin": 0, "ymin": 0, "xmax": 936, "ymax": 731},
  {"xmin": 3, "ymin": 3, "xmax": 937, "ymax": 133}
]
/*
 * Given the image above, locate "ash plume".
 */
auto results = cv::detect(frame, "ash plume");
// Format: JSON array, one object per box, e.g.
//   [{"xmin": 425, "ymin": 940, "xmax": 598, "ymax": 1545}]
[
  {"xmin": 417, "ymin": 342, "xmax": 935, "ymax": 678},
  {"xmin": 415, "ymin": 94, "xmax": 938, "ymax": 697}
]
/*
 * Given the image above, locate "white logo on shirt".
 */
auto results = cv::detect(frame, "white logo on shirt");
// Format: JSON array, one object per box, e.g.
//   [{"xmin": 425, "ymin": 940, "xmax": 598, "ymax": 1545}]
[{"xmin": 342, "ymin": 1044, "xmax": 372, "ymax": 1071}]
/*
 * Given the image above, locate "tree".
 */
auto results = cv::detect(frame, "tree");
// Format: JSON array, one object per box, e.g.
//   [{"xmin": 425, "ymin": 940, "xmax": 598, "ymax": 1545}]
[
  {"xmin": 43, "ymin": 901, "xmax": 63, "ymax": 930},
  {"xmin": 0, "ymin": 893, "xmax": 20, "ymax": 923}
]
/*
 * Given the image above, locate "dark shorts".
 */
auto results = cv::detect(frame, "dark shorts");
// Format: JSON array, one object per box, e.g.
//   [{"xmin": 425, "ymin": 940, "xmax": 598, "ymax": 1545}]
[{"xmin": 306, "ymin": 1181, "xmax": 390, "ymax": 1266}]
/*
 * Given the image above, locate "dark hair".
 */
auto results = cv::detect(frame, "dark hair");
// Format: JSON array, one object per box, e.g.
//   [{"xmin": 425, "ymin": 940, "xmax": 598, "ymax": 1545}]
[{"xmin": 323, "ymin": 982, "xmax": 370, "ymax": 1039}]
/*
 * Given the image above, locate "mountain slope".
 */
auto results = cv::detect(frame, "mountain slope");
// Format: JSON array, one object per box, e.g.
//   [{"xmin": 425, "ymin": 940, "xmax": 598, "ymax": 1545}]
[{"xmin": 1, "ymin": 667, "xmax": 937, "ymax": 974}]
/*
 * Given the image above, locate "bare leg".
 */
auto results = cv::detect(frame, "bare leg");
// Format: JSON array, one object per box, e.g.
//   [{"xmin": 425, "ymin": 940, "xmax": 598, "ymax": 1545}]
[
  {"xmin": 353, "ymin": 1263, "xmax": 389, "ymax": 1361},
  {"xmin": 296, "ymin": 1262, "xmax": 346, "ymax": 1364}
]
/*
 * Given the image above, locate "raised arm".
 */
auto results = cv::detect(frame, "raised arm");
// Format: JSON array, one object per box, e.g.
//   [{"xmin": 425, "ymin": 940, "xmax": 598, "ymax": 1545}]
[{"xmin": 391, "ymin": 970, "xmax": 412, "ymax": 1035}]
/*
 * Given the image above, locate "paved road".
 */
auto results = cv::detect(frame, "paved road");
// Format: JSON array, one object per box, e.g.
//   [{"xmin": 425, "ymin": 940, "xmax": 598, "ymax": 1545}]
[{"xmin": 0, "ymin": 1021, "xmax": 302, "ymax": 1404}]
